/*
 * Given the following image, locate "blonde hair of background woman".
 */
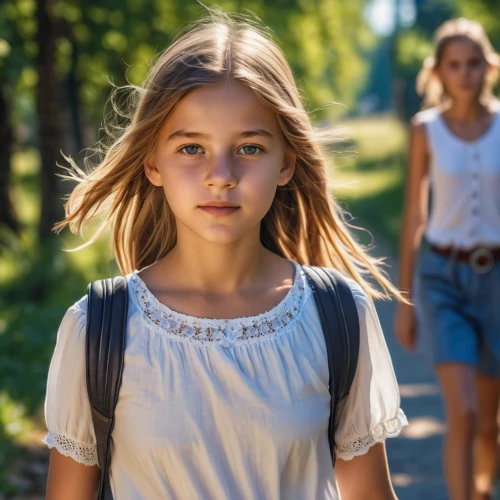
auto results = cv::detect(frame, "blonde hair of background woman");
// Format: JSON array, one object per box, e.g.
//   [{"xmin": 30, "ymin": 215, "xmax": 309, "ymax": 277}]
[
  {"xmin": 416, "ymin": 17, "xmax": 500, "ymax": 109},
  {"xmin": 55, "ymin": 10, "xmax": 405, "ymax": 302}
]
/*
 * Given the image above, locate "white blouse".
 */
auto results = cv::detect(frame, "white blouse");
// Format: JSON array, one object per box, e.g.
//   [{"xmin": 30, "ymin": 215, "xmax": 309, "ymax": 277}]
[
  {"xmin": 419, "ymin": 107, "xmax": 500, "ymax": 248},
  {"xmin": 43, "ymin": 261, "xmax": 407, "ymax": 500}
]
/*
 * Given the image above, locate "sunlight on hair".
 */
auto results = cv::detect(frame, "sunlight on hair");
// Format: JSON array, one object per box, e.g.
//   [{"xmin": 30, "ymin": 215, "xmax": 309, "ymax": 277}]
[{"xmin": 53, "ymin": 8, "xmax": 405, "ymax": 302}]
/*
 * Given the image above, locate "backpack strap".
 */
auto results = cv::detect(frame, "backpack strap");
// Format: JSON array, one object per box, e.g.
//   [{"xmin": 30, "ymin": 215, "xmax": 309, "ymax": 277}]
[
  {"xmin": 302, "ymin": 266, "xmax": 360, "ymax": 464},
  {"xmin": 86, "ymin": 277, "xmax": 128, "ymax": 500}
]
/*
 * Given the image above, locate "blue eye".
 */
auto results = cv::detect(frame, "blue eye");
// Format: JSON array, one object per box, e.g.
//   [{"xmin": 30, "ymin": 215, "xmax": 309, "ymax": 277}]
[
  {"xmin": 181, "ymin": 145, "xmax": 203, "ymax": 155},
  {"xmin": 238, "ymin": 145, "xmax": 261, "ymax": 155}
]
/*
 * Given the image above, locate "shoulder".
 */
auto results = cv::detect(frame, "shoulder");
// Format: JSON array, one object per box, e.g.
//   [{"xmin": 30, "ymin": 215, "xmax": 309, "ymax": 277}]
[
  {"xmin": 412, "ymin": 107, "xmax": 439, "ymax": 126},
  {"xmin": 61, "ymin": 295, "xmax": 88, "ymax": 329},
  {"xmin": 322, "ymin": 271, "xmax": 382, "ymax": 336},
  {"xmin": 58, "ymin": 273, "xmax": 132, "ymax": 338},
  {"xmin": 340, "ymin": 275, "xmax": 370, "ymax": 307},
  {"xmin": 341, "ymin": 276, "xmax": 376, "ymax": 327},
  {"xmin": 489, "ymin": 98, "xmax": 500, "ymax": 112},
  {"xmin": 411, "ymin": 108, "xmax": 440, "ymax": 144},
  {"xmin": 305, "ymin": 267, "xmax": 374, "ymax": 320}
]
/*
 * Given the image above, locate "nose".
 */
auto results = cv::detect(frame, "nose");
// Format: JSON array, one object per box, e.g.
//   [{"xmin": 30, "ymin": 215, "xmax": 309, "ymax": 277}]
[{"xmin": 205, "ymin": 152, "xmax": 237, "ymax": 189}]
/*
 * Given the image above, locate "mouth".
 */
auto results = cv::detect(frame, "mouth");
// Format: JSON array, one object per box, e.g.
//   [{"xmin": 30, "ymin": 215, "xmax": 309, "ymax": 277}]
[{"xmin": 198, "ymin": 202, "xmax": 240, "ymax": 216}]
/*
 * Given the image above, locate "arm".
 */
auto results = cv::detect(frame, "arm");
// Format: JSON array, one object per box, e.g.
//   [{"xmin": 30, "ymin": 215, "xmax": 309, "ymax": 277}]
[
  {"xmin": 46, "ymin": 448, "xmax": 100, "ymax": 500},
  {"xmin": 398, "ymin": 119, "xmax": 430, "ymax": 299},
  {"xmin": 335, "ymin": 443, "xmax": 397, "ymax": 500},
  {"xmin": 394, "ymin": 119, "xmax": 430, "ymax": 351}
]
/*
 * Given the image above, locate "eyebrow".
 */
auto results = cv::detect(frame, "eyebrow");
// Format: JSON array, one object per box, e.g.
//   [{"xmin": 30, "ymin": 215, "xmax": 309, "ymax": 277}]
[{"xmin": 166, "ymin": 129, "xmax": 274, "ymax": 141}]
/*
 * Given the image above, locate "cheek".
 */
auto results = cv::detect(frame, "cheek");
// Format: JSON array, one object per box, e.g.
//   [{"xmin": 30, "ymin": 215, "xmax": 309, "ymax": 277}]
[
  {"xmin": 473, "ymin": 67, "xmax": 487, "ymax": 82},
  {"xmin": 242, "ymin": 163, "xmax": 280, "ymax": 193},
  {"xmin": 160, "ymin": 167, "xmax": 199, "ymax": 206}
]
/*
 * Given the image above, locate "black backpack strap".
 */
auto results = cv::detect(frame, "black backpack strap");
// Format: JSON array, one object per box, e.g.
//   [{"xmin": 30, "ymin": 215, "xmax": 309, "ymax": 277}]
[
  {"xmin": 302, "ymin": 266, "xmax": 360, "ymax": 464},
  {"xmin": 86, "ymin": 276, "xmax": 128, "ymax": 500}
]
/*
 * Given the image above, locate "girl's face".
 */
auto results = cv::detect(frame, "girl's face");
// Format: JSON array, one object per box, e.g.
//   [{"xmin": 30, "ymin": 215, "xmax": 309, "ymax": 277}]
[
  {"xmin": 436, "ymin": 37, "xmax": 488, "ymax": 101},
  {"xmin": 145, "ymin": 80, "xmax": 295, "ymax": 246}
]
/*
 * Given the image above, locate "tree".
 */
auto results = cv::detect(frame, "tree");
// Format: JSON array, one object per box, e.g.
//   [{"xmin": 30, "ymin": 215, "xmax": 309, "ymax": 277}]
[
  {"xmin": 37, "ymin": 0, "xmax": 66, "ymax": 239},
  {"xmin": 0, "ymin": 74, "xmax": 17, "ymax": 235},
  {"xmin": 0, "ymin": 0, "xmax": 38, "ymax": 235},
  {"xmin": 4, "ymin": 0, "xmax": 374, "ymax": 241}
]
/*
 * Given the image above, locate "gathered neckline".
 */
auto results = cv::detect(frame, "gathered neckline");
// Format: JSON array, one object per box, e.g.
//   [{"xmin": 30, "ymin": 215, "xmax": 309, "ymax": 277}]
[{"xmin": 128, "ymin": 260, "xmax": 309, "ymax": 347}]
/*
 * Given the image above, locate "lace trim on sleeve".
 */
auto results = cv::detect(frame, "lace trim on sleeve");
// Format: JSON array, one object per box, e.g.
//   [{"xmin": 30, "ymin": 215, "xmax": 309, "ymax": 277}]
[
  {"xmin": 43, "ymin": 430, "xmax": 98, "ymax": 467},
  {"xmin": 335, "ymin": 408, "xmax": 408, "ymax": 462}
]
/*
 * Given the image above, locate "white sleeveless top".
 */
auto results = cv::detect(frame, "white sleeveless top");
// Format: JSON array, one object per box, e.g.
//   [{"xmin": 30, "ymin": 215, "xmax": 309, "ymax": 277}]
[
  {"xmin": 418, "ymin": 107, "xmax": 500, "ymax": 248},
  {"xmin": 43, "ymin": 261, "xmax": 407, "ymax": 500}
]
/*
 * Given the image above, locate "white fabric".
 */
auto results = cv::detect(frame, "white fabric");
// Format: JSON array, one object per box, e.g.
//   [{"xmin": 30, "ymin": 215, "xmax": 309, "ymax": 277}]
[
  {"xmin": 43, "ymin": 261, "xmax": 407, "ymax": 499},
  {"xmin": 418, "ymin": 107, "xmax": 500, "ymax": 248}
]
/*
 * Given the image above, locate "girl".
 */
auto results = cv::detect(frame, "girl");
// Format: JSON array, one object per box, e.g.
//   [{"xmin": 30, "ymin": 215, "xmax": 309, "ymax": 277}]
[
  {"xmin": 44, "ymin": 11, "xmax": 407, "ymax": 500},
  {"xmin": 395, "ymin": 17, "xmax": 500, "ymax": 500}
]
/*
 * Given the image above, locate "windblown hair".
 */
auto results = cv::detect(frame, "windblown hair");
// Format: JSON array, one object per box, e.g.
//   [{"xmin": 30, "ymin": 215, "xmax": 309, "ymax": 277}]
[
  {"xmin": 417, "ymin": 17, "xmax": 500, "ymax": 109},
  {"xmin": 56, "ymin": 10, "xmax": 403, "ymax": 301}
]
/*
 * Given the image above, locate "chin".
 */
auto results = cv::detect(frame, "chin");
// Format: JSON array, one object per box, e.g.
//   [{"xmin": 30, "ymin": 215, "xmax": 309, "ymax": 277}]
[
  {"xmin": 452, "ymin": 87, "xmax": 481, "ymax": 99},
  {"xmin": 194, "ymin": 228, "xmax": 250, "ymax": 246}
]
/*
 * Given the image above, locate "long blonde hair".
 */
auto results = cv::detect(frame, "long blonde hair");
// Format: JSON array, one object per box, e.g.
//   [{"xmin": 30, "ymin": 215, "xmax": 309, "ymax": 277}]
[
  {"xmin": 56, "ymin": 10, "xmax": 403, "ymax": 301},
  {"xmin": 416, "ymin": 17, "xmax": 500, "ymax": 109}
]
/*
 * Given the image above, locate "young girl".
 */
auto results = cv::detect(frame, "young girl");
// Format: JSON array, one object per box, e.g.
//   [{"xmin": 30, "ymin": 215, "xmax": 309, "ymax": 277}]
[
  {"xmin": 395, "ymin": 17, "xmax": 500, "ymax": 500},
  {"xmin": 44, "ymin": 11, "xmax": 407, "ymax": 500}
]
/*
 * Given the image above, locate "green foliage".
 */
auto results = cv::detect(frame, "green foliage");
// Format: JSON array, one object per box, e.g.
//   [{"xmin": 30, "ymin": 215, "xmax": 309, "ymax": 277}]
[
  {"xmin": 457, "ymin": 0, "xmax": 500, "ymax": 48},
  {"xmin": 396, "ymin": 30, "xmax": 434, "ymax": 71},
  {"xmin": 0, "ymin": 0, "xmax": 379, "ymax": 492},
  {"xmin": 4, "ymin": 0, "xmax": 373, "ymax": 129},
  {"xmin": 332, "ymin": 115, "xmax": 407, "ymax": 246},
  {"xmin": 0, "ymin": 149, "xmax": 118, "ymax": 491}
]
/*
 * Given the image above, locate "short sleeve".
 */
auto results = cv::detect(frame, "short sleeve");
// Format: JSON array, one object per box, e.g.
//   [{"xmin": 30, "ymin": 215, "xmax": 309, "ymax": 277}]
[
  {"xmin": 334, "ymin": 282, "xmax": 408, "ymax": 461},
  {"xmin": 43, "ymin": 297, "xmax": 98, "ymax": 466}
]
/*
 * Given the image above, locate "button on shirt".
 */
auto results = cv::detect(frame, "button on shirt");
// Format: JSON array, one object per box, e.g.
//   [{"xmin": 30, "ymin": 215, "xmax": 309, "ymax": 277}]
[{"xmin": 418, "ymin": 107, "xmax": 500, "ymax": 249}]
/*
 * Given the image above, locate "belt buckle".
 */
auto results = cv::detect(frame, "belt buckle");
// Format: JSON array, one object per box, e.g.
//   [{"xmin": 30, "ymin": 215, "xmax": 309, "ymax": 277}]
[{"xmin": 469, "ymin": 248, "xmax": 494, "ymax": 274}]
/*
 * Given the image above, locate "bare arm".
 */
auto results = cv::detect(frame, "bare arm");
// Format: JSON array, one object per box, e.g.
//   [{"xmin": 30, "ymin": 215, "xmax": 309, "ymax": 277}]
[
  {"xmin": 335, "ymin": 443, "xmax": 397, "ymax": 499},
  {"xmin": 394, "ymin": 119, "xmax": 430, "ymax": 351},
  {"xmin": 46, "ymin": 448, "xmax": 100, "ymax": 500},
  {"xmin": 398, "ymin": 119, "xmax": 430, "ymax": 298}
]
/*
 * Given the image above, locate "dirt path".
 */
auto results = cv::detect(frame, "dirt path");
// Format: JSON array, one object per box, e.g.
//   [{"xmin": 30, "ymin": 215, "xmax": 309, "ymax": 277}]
[
  {"xmin": 373, "ymin": 239, "xmax": 499, "ymax": 500},
  {"xmin": 375, "ymin": 289, "xmax": 448, "ymax": 499}
]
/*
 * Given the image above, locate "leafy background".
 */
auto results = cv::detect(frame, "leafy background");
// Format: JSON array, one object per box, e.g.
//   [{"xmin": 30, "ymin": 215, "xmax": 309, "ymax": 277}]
[{"xmin": 0, "ymin": 0, "xmax": 498, "ymax": 495}]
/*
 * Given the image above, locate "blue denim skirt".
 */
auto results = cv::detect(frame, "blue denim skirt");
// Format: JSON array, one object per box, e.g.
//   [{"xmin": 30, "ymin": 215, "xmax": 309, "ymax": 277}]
[{"xmin": 415, "ymin": 248, "xmax": 500, "ymax": 377}]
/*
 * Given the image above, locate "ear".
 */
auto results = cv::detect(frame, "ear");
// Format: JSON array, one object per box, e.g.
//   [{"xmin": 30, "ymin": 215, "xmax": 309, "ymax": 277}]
[
  {"xmin": 277, "ymin": 148, "xmax": 296, "ymax": 186},
  {"xmin": 144, "ymin": 153, "xmax": 163, "ymax": 187}
]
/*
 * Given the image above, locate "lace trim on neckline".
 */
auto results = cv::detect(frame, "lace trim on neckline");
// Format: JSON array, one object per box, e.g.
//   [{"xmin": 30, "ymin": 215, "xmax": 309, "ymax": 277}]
[
  {"xmin": 43, "ymin": 431, "xmax": 98, "ymax": 467},
  {"xmin": 129, "ymin": 261, "xmax": 309, "ymax": 346},
  {"xmin": 335, "ymin": 408, "xmax": 408, "ymax": 461}
]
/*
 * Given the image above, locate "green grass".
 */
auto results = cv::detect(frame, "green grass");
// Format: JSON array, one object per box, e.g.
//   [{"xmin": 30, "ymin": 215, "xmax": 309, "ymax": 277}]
[{"xmin": 0, "ymin": 114, "xmax": 408, "ymax": 494}]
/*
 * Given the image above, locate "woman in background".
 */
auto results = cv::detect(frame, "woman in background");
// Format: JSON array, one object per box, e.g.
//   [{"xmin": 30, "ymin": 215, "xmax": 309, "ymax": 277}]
[{"xmin": 395, "ymin": 17, "xmax": 500, "ymax": 500}]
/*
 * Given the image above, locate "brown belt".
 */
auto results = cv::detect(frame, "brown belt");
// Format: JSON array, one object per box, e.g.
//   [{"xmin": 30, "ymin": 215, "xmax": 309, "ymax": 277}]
[{"xmin": 430, "ymin": 244, "xmax": 500, "ymax": 273}]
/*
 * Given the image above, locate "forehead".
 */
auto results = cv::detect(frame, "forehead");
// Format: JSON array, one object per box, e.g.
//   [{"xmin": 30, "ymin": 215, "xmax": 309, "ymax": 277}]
[
  {"xmin": 163, "ymin": 80, "xmax": 281, "ymax": 134},
  {"xmin": 441, "ymin": 37, "xmax": 484, "ymax": 60}
]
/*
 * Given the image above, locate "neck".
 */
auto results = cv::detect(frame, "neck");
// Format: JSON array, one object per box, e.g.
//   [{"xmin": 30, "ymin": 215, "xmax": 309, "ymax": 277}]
[
  {"xmin": 445, "ymin": 98, "xmax": 487, "ymax": 121},
  {"xmin": 157, "ymin": 225, "xmax": 281, "ymax": 293}
]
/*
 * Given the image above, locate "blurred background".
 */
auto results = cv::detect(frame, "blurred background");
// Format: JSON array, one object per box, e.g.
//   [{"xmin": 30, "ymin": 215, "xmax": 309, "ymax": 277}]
[{"xmin": 0, "ymin": 0, "xmax": 499, "ymax": 498}]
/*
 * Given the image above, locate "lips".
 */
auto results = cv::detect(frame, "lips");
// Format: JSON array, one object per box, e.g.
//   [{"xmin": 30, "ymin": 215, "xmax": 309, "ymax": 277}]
[{"xmin": 198, "ymin": 202, "xmax": 240, "ymax": 216}]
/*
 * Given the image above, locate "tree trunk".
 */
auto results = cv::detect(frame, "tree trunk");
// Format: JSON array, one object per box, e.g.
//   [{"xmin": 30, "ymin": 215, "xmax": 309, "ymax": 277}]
[
  {"xmin": 36, "ymin": 0, "xmax": 64, "ymax": 240},
  {"xmin": 67, "ymin": 39, "xmax": 83, "ymax": 153},
  {"xmin": 0, "ymin": 79, "xmax": 18, "ymax": 235}
]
